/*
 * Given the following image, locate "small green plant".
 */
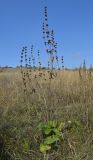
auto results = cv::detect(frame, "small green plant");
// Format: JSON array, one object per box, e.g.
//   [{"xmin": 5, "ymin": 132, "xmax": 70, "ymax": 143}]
[
  {"xmin": 38, "ymin": 120, "xmax": 65, "ymax": 159},
  {"xmin": 37, "ymin": 120, "xmax": 81, "ymax": 159}
]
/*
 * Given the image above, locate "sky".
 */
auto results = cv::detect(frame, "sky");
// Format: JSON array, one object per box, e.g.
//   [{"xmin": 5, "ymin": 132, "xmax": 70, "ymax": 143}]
[{"xmin": 0, "ymin": 0, "xmax": 93, "ymax": 68}]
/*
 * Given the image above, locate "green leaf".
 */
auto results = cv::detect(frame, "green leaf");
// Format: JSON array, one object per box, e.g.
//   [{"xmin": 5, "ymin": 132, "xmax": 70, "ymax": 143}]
[
  {"xmin": 38, "ymin": 121, "xmax": 58, "ymax": 135},
  {"xmin": 44, "ymin": 128, "xmax": 53, "ymax": 135},
  {"xmin": 44, "ymin": 135, "xmax": 59, "ymax": 145},
  {"xmin": 40, "ymin": 144, "xmax": 51, "ymax": 153},
  {"xmin": 53, "ymin": 128, "xmax": 62, "ymax": 137},
  {"xmin": 47, "ymin": 121, "xmax": 57, "ymax": 128}
]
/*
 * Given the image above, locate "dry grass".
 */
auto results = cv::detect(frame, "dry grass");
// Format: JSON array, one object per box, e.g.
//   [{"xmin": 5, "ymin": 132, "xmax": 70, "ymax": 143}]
[{"xmin": 0, "ymin": 68, "xmax": 93, "ymax": 159}]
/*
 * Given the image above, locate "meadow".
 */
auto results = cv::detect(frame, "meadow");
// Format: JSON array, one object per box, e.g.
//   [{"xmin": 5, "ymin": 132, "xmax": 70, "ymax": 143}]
[{"xmin": 0, "ymin": 66, "xmax": 93, "ymax": 160}]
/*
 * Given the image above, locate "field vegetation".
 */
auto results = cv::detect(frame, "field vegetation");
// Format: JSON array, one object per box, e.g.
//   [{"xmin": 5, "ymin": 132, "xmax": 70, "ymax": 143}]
[{"xmin": 0, "ymin": 67, "xmax": 93, "ymax": 160}]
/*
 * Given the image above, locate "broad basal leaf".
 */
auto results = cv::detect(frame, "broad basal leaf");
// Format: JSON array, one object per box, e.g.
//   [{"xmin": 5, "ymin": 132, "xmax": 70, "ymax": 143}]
[{"xmin": 44, "ymin": 135, "xmax": 59, "ymax": 145}]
